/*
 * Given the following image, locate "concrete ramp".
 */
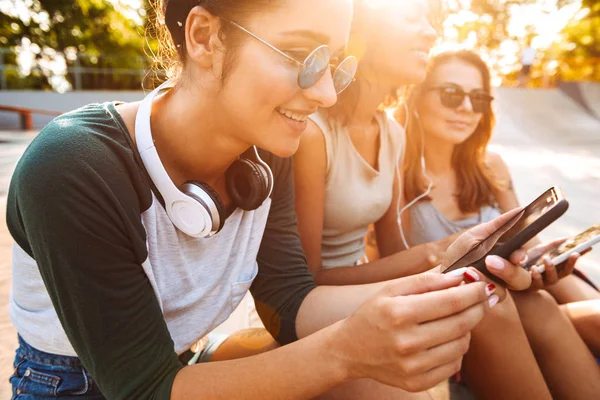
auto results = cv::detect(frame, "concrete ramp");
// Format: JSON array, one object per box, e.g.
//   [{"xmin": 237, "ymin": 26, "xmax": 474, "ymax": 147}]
[
  {"xmin": 580, "ymin": 82, "xmax": 600, "ymax": 119},
  {"xmin": 558, "ymin": 81, "xmax": 600, "ymax": 120},
  {"xmin": 493, "ymin": 87, "xmax": 600, "ymax": 147},
  {"xmin": 490, "ymin": 88, "xmax": 600, "ymax": 283}
]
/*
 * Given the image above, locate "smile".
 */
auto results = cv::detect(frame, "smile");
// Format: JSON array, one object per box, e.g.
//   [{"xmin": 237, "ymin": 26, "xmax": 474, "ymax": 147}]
[{"xmin": 276, "ymin": 107, "xmax": 310, "ymax": 122}]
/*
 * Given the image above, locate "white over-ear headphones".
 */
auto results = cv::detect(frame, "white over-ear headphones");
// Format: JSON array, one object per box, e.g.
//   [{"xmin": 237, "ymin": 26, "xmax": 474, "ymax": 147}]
[
  {"xmin": 135, "ymin": 80, "xmax": 273, "ymax": 238},
  {"xmin": 397, "ymin": 105, "xmax": 433, "ymax": 249}
]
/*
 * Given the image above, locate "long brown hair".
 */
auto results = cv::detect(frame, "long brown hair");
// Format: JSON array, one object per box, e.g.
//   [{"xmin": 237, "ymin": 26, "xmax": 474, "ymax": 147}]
[{"xmin": 400, "ymin": 50, "xmax": 502, "ymax": 214}]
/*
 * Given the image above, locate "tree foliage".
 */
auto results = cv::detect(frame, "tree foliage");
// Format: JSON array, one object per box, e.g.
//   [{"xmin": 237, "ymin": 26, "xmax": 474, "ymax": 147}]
[
  {"xmin": 560, "ymin": 0, "xmax": 600, "ymax": 81},
  {"xmin": 0, "ymin": 0, "xmax": 150, "ymax": 90},
  {"xmin": 0, "ymin": 0, "xmax": 597, "ymax": 90}
]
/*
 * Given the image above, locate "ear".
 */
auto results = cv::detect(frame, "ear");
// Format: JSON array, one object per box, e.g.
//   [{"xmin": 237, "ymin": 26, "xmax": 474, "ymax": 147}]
[{"xmin": 184, "ymin": 6, "xmax": 224, "ymax": 69}]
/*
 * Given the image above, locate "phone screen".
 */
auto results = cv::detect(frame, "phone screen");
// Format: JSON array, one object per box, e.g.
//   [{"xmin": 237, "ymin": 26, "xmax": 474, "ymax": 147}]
[
  {"xmin": 443, "ymin": 188, "xmax": 562, "ymax": 273},
  {"xmin": 544, "ymin": 224, "xmax": 600, "ymax": 262}
]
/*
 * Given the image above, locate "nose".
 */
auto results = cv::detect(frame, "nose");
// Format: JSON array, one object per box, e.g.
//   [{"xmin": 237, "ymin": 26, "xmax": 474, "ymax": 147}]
[
  {"xmin": 303, "ymin": 68, "xmax": 338, "ymax": 109},
  {"xmin": 458, "ymin": 94, "xmax": 475, "ymax": 113}
]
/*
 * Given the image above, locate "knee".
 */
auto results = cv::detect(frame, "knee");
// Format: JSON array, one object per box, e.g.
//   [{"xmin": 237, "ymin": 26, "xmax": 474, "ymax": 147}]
[
  {"xmin": 516, "ymin": 290, "xmax": 560, "ymax": 319},
  {"xmin": 569, "ymin": 300, "xmax": 600, "ymax": 331},
  {"xmin": 515, "ymin": 290, "xmax": 565, "ymax": 338},
  {"xmin": 475, "ymin": 293, "xmax": 521, "ymax": 332},
  {"xmin": 588, "ymin": 313, "xmax": 600, "ymax": 333}
]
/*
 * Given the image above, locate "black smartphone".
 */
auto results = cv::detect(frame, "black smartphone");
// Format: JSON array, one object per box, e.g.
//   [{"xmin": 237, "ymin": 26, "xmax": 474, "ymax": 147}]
[{"xmin": 442, "ymin": 187, "xmax": 569, "ymax": 282}]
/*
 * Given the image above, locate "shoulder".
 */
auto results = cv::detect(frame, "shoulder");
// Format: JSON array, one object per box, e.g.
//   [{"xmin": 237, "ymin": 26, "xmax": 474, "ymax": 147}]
[
  {"xmin": 10, "ymin": 103, "xmax": 150, "ymax": 212},
  {"xmin": 293, "ymin": 114, "xmax": 328, "ymax": 172},
  {"xmin": 381, "ymin": 112, "xmax": 406, "ymax": 161},
  {"xmin": 485, "ymin": 150, "xmax": 513, "ymax": 193},
  {"xmin": 22, "ymin": 103, "xmax": 135, "ymax": 171},
  {"xmin": 485, "ymin": 150, "xmax": 510, "ymax": 178},
  {"xmin": 383, "ymin": 112, "xmax": 406, "ymax": 142},
  {"xmin": 297, "ymin": 118, "xmax": 326, "ymax": 155}
]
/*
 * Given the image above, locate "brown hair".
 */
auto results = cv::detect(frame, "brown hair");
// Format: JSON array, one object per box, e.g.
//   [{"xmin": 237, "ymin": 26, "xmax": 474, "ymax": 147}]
[
  {"xmin": 149, "ymin": 0, "xmax": 276, "ymax": 81},
  {"xmin": 401, "ymin": 50, "xmax": 502, "ymax": 214}
]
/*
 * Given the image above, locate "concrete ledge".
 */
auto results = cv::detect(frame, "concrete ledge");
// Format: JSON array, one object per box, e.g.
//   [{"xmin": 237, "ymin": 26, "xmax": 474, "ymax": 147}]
[{"xmin": 0, "ymin": 91, "xmax": 144, "ymax": 130}]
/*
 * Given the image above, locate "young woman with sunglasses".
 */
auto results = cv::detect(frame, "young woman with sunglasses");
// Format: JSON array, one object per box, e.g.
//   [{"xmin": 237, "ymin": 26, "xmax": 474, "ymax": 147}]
[
  {"xmin": 6, "ymin": 1, "xmax": 527, "ymax": 399},
  {"xmin": 398, "ymin": 49, "xmax": 600, "ymax": 399},
  {"xmin": 293, "ymin": 2, "xmax": 593, "ymax": 398}
]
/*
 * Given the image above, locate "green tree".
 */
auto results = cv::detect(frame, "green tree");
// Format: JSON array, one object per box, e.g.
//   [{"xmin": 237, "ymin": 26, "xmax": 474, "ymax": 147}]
[
  {"xmin": 560, "ymin": 0, "xmax": 600, "ymax": 81},
  {"xmin": 0, "ymin": 0, "xmax": 151, "ymax": 90}
]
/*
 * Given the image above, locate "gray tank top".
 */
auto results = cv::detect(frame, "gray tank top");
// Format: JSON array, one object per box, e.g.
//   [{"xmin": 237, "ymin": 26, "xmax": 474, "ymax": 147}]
[
  {"xmin": 310, "ymin": 111, "xmax": 405, "ymax": 268},
  {"xmin": 405, "ymin": 201, "xmax": 501, "ymax": 247}
]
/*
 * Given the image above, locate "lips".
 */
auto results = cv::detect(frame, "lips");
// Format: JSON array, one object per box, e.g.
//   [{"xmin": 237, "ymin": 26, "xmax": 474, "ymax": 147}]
[
  {"xmin": 447, "ymin": 120, "xmax": 470, "ymax": 129},
  {"xmin": 411, "ymin": 44, "xmax": 432, "ymax": 62}
]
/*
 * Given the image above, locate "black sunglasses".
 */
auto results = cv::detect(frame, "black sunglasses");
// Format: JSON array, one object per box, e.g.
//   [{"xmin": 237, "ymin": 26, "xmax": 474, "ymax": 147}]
[{"xmin": 428, "ymin": 86, "xmax": 494, "ymax": 114}]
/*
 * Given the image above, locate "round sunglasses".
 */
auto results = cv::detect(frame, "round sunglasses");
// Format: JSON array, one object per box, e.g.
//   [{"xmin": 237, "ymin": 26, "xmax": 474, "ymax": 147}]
[
  {"xmin": 228, "ymin": 21, "xmax": 358, "ymax": 94},
  {"xmin": 428, "ymin": 86, "xmax": 494, "ymax": 114}
]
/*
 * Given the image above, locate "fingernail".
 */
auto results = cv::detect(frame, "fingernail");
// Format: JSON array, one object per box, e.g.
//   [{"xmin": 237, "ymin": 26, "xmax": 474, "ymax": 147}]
[
  {"xmin": 543, "ymin": 256, "xmax": 553, "ymax": 265},
  {"xmin": 485, "ymin": 284, "xmax": 496, "ymax": 296},
  {"xmin": 488, "ymin": 294, "xmax": 499, "ymax": 308},
  {"xmin": 463, "ymin": 269, "xmax": 480, "ymax": 283},
  {"xmin": 533, "ymin": 265, "xmax": 545, "ymax": 274},
  {"xmin": 486, "ymin": 256, "xmax": 504, "ymax": 271},
  {"xmin": 518, "ymin": 254, "xmax": 529, "ymax": 268},
  {"xmin": 446, "ymin": 267, "xmax": 468, "ymax": 278}
]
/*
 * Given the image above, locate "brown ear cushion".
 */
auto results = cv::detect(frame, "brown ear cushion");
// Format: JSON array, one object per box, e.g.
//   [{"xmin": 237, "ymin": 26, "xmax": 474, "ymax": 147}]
[
  {"xmin": 225, "ymin": 158, "xmax": 269, "ymax": 211},
  {"xmin": 183, "ymin": 180, "xmax": 226, "ymax": 233}
]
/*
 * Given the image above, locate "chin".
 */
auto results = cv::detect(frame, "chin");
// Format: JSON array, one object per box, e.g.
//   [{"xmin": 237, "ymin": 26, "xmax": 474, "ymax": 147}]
[
  {"xmin": 262, "ymin": 139, "xmax": 301, "ymax": 159},
  {"xmin": 447, "ymin": 133, "xmax": 473, "ymax": 145}
]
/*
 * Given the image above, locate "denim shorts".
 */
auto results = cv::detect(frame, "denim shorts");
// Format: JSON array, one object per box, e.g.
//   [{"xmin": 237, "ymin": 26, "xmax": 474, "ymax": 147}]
[{"xmin": 10, "ymin": 335, "xmax": 105, "ymax": 399}]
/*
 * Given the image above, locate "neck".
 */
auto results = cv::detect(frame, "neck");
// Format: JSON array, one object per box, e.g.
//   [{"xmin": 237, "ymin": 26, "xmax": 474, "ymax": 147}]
[
  {"xmin": 423, "ymin": 133, "xmax": 455, "ymax": 176},
  {"xmin": 346, "ymin": 66, "xmax": 400, "ymax": 126},
  {"xmin": 150, "ymin": 84, "xmax": 248, "ymax": 188}
]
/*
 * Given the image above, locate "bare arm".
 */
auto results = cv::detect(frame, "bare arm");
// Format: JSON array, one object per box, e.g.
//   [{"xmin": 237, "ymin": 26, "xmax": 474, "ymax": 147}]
[
  {"xmin": 293, "ymin": 119, "xmax": 328, "ymax": 275},
  {"xmin": 171, "ymin": 209, "xmax": 533, "ymax": 399},
  {"xmin": 374, "ymin": 146, "xmax": 405, "ymax": 257},
  {"xmin": 172, "ymin": 326, "xmax": 347, "ymax": 399}
]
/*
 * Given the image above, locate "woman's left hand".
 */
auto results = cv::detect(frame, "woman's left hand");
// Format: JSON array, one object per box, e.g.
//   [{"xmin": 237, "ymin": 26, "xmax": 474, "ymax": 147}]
[{"xmin": 484, "ymin": 239, "xmax": 586, "ymax": 291}]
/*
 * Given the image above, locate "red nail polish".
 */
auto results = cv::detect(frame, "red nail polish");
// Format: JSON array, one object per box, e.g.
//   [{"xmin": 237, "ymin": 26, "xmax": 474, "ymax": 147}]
[
  {"xmin": 463, "ymin": 272, "xmax": 477, "ymax": 283},
  {"xmin": 485, "ymin": 284, "xmax": 496, "ymax": 296}
]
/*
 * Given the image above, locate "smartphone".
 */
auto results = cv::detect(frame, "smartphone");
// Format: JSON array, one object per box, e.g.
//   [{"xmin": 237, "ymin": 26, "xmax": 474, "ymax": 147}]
[
  {"xmin": 442, "ymin": 187, "xmax": 569, "ymax": 282},
  {"xmin": 534, "ymin": 223, "xmax": 600, "ymax": 273}
]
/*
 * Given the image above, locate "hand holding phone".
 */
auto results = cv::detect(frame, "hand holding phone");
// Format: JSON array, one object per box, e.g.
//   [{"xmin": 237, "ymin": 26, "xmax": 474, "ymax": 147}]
[
  {"xmin": 442, "ymin": 187, "xmax": 569, "ymax": 284},
  {"xmin": 533, "ymin": 224, "xmax": 600, "ymax": 273}
]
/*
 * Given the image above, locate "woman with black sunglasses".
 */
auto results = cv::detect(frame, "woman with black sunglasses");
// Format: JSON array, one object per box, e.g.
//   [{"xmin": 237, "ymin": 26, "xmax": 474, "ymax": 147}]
[
  {"xmin": 6, "ymin": 1, "xmax": 524, "ymax": 399},
  {"xmin": 399, "ymin": 49, "xmax": 600, "ymax": 399}
]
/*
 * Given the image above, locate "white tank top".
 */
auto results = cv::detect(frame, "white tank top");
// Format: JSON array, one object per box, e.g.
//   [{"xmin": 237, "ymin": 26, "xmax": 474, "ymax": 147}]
[{"xmin": 310, "ymin": 111, "xmax": 405, "ymax": 268}]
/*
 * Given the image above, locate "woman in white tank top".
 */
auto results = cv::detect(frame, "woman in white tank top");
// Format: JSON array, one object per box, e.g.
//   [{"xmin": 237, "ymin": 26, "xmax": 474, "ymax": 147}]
[{"xmin": 294, "ymin": 2, "xmax": 598, "ymax": 399}]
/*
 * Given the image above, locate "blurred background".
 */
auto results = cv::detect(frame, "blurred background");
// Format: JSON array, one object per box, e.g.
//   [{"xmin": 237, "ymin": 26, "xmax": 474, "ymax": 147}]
[
  {"xmin": 0, "ymin": 0, "xmax": 598, "ymax": 91},
  {"xmin": 0, "ymin": 1, "xmax": 599, "ymax": 398}
]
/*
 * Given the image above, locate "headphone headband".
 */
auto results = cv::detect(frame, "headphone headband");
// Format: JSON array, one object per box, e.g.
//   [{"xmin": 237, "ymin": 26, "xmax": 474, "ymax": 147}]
[
  {"xmin": 135, "ymin": 80, "xmax": 222, "ymax": 237},
  {"xmin": 134, "ymin": 80, "xmax": 273, "ymax": 237}
]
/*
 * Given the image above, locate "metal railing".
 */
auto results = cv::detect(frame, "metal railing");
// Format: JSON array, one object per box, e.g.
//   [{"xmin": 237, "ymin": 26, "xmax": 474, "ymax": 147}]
[{"xmin": 0, "ymin": 48, "xmax": 166, "ymax": 91}]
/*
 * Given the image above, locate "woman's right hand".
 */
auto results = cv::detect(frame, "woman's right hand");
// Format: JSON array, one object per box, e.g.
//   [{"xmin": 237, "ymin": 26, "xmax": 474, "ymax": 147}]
[{"xmin": 333, "ymin": 272, "xmax": 496, "ymax": 392}]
